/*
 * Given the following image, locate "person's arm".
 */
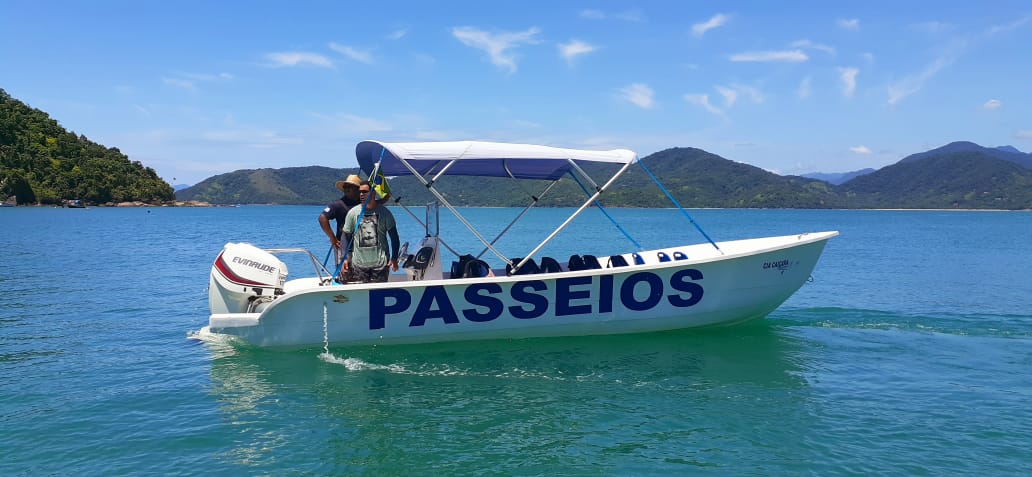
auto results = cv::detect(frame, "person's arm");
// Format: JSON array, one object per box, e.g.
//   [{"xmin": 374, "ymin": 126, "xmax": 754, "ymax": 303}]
[
  {"xmin": 340, "ymin": 210, "xmax": 356, "ymax": 272},
  {"xmin": 318, "ymin": 212, "xmax": 339, "ymax": 248},
  {"xmin": 388, "ymin": 225, "xmax": 400, "ymax": 271}
]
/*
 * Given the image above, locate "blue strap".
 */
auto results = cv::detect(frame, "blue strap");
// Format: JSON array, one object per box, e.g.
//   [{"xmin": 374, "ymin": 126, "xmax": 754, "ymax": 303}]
[
  {"xmin": 636, "ymin": 159, "xmax": 720, "ymax": 252},
  {"xmin": 569, "ymin": 173, "xmax": 641, "ymax": 250}
]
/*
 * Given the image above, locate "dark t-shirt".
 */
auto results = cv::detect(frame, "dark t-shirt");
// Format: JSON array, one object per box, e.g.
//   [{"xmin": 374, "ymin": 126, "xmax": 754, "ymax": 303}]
[{"xmin": 321, "ymin": 196, "xmax": 361, "ymax": 238}]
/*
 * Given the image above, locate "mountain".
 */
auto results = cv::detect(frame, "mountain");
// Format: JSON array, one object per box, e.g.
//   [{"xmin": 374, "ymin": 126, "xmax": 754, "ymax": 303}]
[
  {"xmin": 899, "ymin": 141, "xmax": 1032, "ymax": 169},
  {"xmin": 6, "ymin": 86, "xmax": 1029, "ymax": 209},
  {"xmin": 172, "ymin": 184, "xmax": 192, "ymax": 191},
  {"xmin": 178, "ymin": 147, "xmax": 843, "ymax": 208},
  {"xmin": 180, "ymin": 142, "xmax": 1032, "ymax": 210},
  {"xmin": 995, "ymin": 145, "xmax": 1022, "ymax": 154},
  {"xmin": 177, "ymin": 166, "xmax": 362, "ymax": 205},
  {"xmin": 0, "ymin": 88, "xmax": 173, "ymax": 205},
  {"xmin": 802, "ymin": 168, "xmax": 876, "ymax": 185},
  {"xmin": 838, "ymin": 147, "xmax": 1032, "ymax": 209}
]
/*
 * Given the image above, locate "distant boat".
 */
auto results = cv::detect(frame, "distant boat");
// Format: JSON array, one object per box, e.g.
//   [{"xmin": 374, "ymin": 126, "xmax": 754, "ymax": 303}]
[
  {"xmin": 1, "ymin": 196, "xmax": 16, "ymax": 207},
  {"xmin": 66, "ymin": 199, "xmax": 86, "ymax": 208}
]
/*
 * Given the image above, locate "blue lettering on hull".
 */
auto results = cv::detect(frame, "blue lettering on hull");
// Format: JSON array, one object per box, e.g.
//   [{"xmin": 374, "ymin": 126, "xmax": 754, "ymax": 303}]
[{"xmin": 368, "ymin": 270, "xmax": 705, "ymax": 330}]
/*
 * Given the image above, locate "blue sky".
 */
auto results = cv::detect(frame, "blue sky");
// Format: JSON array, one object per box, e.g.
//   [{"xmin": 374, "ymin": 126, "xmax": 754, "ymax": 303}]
[{"xmin": 3, "ymin": 1, "xmax": 1030, "ymax": 185}]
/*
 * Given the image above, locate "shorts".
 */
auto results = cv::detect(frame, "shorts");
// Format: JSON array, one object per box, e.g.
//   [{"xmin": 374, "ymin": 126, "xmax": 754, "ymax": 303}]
[{"xmin": 347, "ymin": 264, "xmax": 390, "ymax": 283}]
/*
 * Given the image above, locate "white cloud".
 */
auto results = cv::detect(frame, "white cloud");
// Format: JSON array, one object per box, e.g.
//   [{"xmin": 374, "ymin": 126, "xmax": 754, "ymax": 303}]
[
  {"xmin": 798, "ymin": 77, "xmax": 811, "ymax": 99},
  {"xmin": 614, "ymin": 10, "xmax": 644, "ymax": 22},
  {"xmin": 692, "ymin": 13, "xmax": 730, "ymax": 37},
  {"xmin": 715, "ymin": 86, "xmax": 737, "ymax": 107},
  {"xmin": 733, "ymin": 84, "xmax": 763, "ymax": 103},
  {"xmin": 328, "ymin": 43, "xmax": 374, "ymax": 64},
  {"xmin": 839, "ymin": 67, "xmax": 859, "ymax": 97},
  {"xmin": 862, "ymin": 52, "xmax": 875, "ymax": 64},
  {"xmin": 988, "ymin": 15, "xmax": 1030, "ymax": 35},
  {"xmin": 684, "ymin": 94, "xmax": 726, "ymax": 119},
  {"xmin": 1014, "ymin": 129, "xmax": 1032, "ymax": 139},
  {"xmin": 451, "ymin": 26, "xmax": 541, "ymax": 74},
  {"xmin": 387, "ymin": 29, "xmax": 407, "ymax": 40},
  {"xmin": 559, "ymin": 40, "xmax": 597, "ymax": 63},
  {"xmin": 619, "ymin": 83, "xmax": 656, "ymax": 109},
  {"xmin": 265, "ymin": 52, "xmax": 333, "ymax": 68},
  {"xmin": 200, "ymin": 129, "xmax": 303, "ymax": 148},
  {"xmin": 163, "ymin": 78, "xmax": 196, "ymax": 92},
  {"xmin": 714, "ymin": 84, "xmax": 763, "ymax": 108},
  {"xmin": 887, "ymin": 37, "xmax": 969, "ymax": 105},
  {"xmin": 983, "ymin": 99, "xmax": 1002, "ymax": 110},
  {"xmin": 581, "ymin": 9, "xmax": 643, "ymax": 22},
  {"xmin": 837, "ymin": 18, "xmax": 860, "ymax": 31},
  {"xmin": 913, "ymin": 21, "xmax": 951, "ymax": 34},
  {"xmin": 335, "ymin": 114, "xmax": 393, "ymax": 133},
  {"xmin": 850, "ymin": 145, "xmax": 872, "ymax": 154},
  {"xmin": 791, "ymin": 39, "xmax": 835, "ymax": 55},
  {"xmin": 887, "ymin": 52, "xmax": 956, "ymax": 105},
  {"xmin": 729, "ymin": 50, "xmax": 808, "ymax": 63}
]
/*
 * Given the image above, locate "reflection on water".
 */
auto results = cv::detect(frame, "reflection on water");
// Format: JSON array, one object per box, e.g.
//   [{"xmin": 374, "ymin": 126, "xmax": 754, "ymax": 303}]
[{"xmin": 203, "ymin": 325, "xmax": 820, "ymax": 473}]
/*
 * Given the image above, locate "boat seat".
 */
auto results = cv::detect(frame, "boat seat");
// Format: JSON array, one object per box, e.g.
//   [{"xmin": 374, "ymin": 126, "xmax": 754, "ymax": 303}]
[
  {"xmin": 539, "ymin": 256, "xmax": 562, "ymax": 273},
  {"xmin": 658, "ymin": 252, "xmax": 671, "ymax": 262},
  {"xmin": 451, "ymin": 254, "xmax": 490, "ymax": 278},
  {"xmin": 407, "ymin": 246, "xmax": 436, "ymax": 280},
  {"xmin": 506, "ymin": 258, "xmax": 541, "ymax": 276},
  {"xmin": 581, "ymin": 255, "xmax": 601, "ymax": 270},
  {"xmin": 673, "ymin": 251, "xmax": 688, "ymax": 260},
  {"xmin": 608, "ymin": 255, "xmax": 629, "ymax": 267},
  {"xmin": 462, "ymin": 259, "xmax": 491, "ymax": 278},
  {"xmin": 568, "ymin": 254, "xmax": 586, "ymax": 271}
]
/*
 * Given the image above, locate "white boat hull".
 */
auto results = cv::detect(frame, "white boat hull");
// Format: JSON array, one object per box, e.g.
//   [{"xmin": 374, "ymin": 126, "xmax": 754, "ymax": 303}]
[{"xmin": 208, "ymin": 231, "xmax": 836, "ymax": 348}]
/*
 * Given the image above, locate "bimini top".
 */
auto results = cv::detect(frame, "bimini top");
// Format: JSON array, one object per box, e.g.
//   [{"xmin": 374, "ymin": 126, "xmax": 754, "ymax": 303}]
[{"xmin": 355, "ymin": 140, "xmax": 638, "ymax": 180}]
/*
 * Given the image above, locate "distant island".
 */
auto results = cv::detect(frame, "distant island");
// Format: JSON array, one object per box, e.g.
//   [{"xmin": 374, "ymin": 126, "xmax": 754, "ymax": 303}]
[
  {"xmin": 1, "ymin": 88, "xmax": 173, "ymax": 206},
  {"xmin": 3, "ymin": 88, "xmax": 1030, "ymax": 210},
  {"xmin": 177, "ymin": 142, "xmax": 1032, "ymax": 210}
]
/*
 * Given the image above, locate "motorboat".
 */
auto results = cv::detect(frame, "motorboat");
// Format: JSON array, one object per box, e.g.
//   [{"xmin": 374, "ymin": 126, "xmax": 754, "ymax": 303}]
[{"xmin": 205, "ymin": 140, "xmax": 837, "ymax": 348}]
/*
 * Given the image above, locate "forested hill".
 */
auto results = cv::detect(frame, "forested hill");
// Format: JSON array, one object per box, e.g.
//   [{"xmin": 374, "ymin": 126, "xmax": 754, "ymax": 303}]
[
  {"xmin": 0, "ymin": 88, "xmax": 173, "ymax": 205},
  {"xmin": 5, "ymin": 86, "xmax": 1030, "ymax": 209},
  {"xmin": 177, "ymin": 147, "xmax": 839, "ymax": 208},
  {"xmin": 179, "ymin": 143, "xmax": 1032, "ymax": 210}
]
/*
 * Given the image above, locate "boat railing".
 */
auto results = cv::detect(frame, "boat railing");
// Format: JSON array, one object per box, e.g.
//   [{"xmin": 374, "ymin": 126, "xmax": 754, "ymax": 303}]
[{"xmin": 262, "ymin": 248, "xmax": 335, "ymax": 284}]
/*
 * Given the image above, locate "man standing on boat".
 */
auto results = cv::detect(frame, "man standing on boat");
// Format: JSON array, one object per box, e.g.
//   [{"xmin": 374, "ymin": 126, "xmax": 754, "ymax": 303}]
[
  {"xmin": 318, "ymin": 174, "xmax": 362, "ymax": 271},
  {"xmin": 341, "ymin": 181, "xmax": 400, "ymax": 283}
]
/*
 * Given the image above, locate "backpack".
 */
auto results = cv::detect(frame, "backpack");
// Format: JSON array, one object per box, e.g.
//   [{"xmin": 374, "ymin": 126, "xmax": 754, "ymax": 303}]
[
  {"xmin": 568, "ymin": 254, "xmax": 586, "ymax": 271},
  {"xmin": 539, "ymin": 256, "xmax": 562, "ymax": 273},
  {"xmin": 608, "ymin": 255, "xmax": 629, "ymax": 267},
  {"xmin": 451, "ymin": 254, "xmax": 476, "ymax": 278},
  {"xmin": 506, "ymin": 257, "xmax": 541, "ymax": 275},
  {"xmin": 581, "ymin": 255, "xmax": 602, "ymax": 270}
]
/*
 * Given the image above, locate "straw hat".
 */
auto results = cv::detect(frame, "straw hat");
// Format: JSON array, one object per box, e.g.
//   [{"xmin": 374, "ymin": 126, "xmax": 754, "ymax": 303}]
[{"xmin": 335, "ymin": 174, "xmax": 362, "ymax": 192}]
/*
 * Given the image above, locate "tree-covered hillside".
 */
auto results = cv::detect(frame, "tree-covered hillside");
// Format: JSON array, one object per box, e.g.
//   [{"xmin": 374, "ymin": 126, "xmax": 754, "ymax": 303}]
[
  {"xmin": 0, "ymin": 88, "xmax": 173, "ymax": 205},
  {"xmin": 177, "ymin": 143, "xmax": 1032, "ymax": 210},
  {"xmin": 838, "ymin": 151, "xmax": 1032, "ymax": 209}
]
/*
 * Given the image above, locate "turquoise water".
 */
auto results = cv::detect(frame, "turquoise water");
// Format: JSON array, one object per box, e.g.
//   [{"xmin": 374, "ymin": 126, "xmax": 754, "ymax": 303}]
[{"xmin": 2, "ymin": 206, "xmax": 1030, "ymax": 475}]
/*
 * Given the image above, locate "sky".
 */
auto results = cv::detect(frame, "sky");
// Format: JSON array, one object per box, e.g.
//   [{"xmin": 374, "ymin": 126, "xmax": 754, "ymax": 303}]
[{"xmin": 2, "ymin": 1, "xmax": 1030, "ymax": 185}]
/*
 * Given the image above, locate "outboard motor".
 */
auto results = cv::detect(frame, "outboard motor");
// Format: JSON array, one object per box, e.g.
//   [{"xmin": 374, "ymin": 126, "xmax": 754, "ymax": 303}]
[{"xmin": 209, "ymin": 243, "xmax": 288, "ymax": 314}]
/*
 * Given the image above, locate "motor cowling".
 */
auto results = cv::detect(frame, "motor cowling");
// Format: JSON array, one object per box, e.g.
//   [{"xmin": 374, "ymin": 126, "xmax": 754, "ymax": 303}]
[{"xmin": 209, "ymin": 243, "xmax": 288, "ymax": 314}]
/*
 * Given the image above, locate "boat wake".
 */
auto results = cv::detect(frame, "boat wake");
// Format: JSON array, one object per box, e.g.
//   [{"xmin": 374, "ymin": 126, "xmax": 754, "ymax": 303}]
[
  {"xmin": 187, "ymin": 326, "xmax": 242, "ymax": 357},
  {"xmin": 774, "ymin": 307, "xmax": 1032, "ymax": 339},
  {"xmin": 317, "ymin": 351, "xmax": 571, "ymax": 380}
]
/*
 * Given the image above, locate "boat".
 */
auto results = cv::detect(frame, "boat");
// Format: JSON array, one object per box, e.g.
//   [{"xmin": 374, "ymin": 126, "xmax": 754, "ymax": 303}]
[
  {"xmin": 65, "ymin": 199, "xmax": 86, "ymax": 208},
  {"xmin": 205, "ymin": 140, "xmax": 838, "ymax": 348}
]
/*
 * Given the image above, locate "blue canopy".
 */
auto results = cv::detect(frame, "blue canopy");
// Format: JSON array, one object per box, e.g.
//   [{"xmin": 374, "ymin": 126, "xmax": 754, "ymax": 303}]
[{"xmin": 355, "ymin": 140, "xmax": 637, "ymax": 180}]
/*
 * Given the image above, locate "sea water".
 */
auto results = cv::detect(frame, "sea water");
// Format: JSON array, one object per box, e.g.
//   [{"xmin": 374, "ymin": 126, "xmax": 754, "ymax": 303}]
[{"xmin": 1, "ymin": 206, "xmax": 1030, "ymax": 475}]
